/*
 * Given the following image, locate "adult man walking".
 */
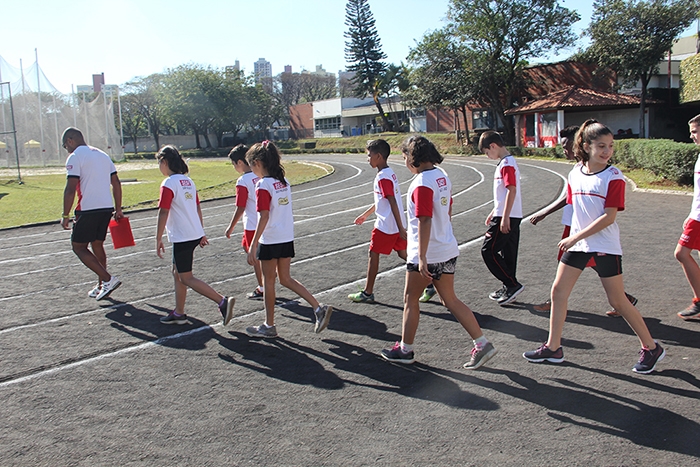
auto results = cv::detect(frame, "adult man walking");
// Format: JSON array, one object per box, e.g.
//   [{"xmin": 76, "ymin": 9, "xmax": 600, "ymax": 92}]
[{"xmin": 61, "ymin": 127, "xmax": 123, "ymax": 300}]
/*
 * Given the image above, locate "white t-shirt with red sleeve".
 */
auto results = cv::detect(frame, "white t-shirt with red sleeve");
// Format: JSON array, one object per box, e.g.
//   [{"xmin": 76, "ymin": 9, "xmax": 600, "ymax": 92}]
[
  {"xmin": 492, "ymin": 155, "xmax": 522, "ymax": 218},
  {"xmin": 158, "ymin": 174, "xmax": 205, "ymax": 243},
  {"xmin": 256, "ymin": 177, "xmax": 294, "ymax": 245},
  {"xmin": 688, "ymin": 154, "xmax": 700, "ymax": 222},
  {"xmin": 65, "ymin": 145, "xmax": 117, "ymax": 212},
  {"xmin": 406, "ymin": 166, "xmax": 459, "ymax": 264},
  {"xmin": 236, "ymin": 171, "xmax": 260, "ymax": 231},
  {"xmin": 373, "ymin": 166, "xmax": 405, "ymax": 234},
  {"xmin": 566, "ymin": 163, "xmax": 625, "ymax": 255}
]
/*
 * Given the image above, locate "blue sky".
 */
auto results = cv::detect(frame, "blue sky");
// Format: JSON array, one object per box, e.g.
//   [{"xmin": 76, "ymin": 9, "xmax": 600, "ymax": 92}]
[{"xmin": 1, "ymin": 0, "xmax": 695, "ymax": 95}]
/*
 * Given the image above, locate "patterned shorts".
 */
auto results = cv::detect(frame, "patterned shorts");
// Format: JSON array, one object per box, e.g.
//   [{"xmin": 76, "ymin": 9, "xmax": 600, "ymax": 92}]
[{"xmin": 406, "ymin": 256, "xmax": 457, "ymax": 280}]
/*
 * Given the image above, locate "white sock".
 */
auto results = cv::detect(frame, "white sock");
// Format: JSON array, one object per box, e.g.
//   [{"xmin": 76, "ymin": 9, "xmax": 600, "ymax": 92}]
[
  {"xmin": 263, "ymin": 322, "xmax": 273, "ymax": 328},
  {"xmin": 474, "ymin": 336, "xmax": 489, "ymax": 349},
  {"xmin": 400, "ymin": 341, "xmax": 413, "ymax": 353}
]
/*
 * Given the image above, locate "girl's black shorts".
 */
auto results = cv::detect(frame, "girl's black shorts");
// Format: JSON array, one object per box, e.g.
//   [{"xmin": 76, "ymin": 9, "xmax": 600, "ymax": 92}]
[
  {"xmin": 257, "ymin": 241, "xmax": 295, "ymax": 260},
  {"xmin": 172, "ymin": 238, "xmax": 201, "ymax": 273},
  {"xmin": 561, "ymin": 251, "xmax": 622, "ymax": 278}
]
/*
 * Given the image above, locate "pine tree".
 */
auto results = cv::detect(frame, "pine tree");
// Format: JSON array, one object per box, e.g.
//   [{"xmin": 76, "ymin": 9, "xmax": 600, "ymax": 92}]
[{"xmin": 344, "ymin": 0, "xmax": 391, "ymax": 131}]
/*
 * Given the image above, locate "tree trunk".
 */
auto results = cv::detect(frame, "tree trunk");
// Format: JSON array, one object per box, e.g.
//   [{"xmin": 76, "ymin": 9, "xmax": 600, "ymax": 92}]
[
  {"xmin": 639, "ymin": 74, "xmax": 649, "ymax": 139},
  {"xmin": 202, "ymin": 131, "xmax": 213, "ymax": 149},
  {"xmin": 372, "ymin": 92, "xmax": 392, "ymax": 132},
  {"xmin": 460, "ymin": 105, "xmax": 471, "ymax": 144},
  {"xmin": 194, "ymin": 127, "xmax": 201, "ymax": 149}
]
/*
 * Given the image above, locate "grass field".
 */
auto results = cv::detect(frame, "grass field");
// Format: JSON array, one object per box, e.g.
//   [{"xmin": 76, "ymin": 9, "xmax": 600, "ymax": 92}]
[{"xmin": 0, "ymin": 159, "xmax": 332, "ymax": 230}]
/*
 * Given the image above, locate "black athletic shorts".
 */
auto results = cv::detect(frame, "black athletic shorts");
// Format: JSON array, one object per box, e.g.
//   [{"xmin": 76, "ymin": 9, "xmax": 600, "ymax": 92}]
[
  {"xmin": 406, "ymin": 256, "xmax": 457, "ymax": 280},
  {"xmin": 561, "ymin": 251, "xmax": 622, "ymax": 278},
  {"xmin": 172, "ymin": 238, "xmax": 201, "ymax": 273},
  {"xmin": 71, "ymin": 209, "xmax": 113, "ymax": 244},
  {"xmin": 257, "ymin": 241, "xmax": 295, "ymax": 261}
]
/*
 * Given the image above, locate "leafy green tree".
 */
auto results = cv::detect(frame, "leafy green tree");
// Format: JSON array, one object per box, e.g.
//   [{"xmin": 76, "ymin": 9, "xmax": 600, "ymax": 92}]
[
  {"xmin": 161, "ymin": 64, "xmax": 219, "ymax": 149},
  {"xmin": 405, "ymin": 29, "xmax": 477, "ymax": 142},
  {"xmin": 447, "ymin": 0, "xmax": 580, "ymax": 143},
  {"xmin": 344, "ymin": 0, "xmax": 391, "ymax": 131},
  {"xmin": 117, "ymin": 92, "xmax": 148, "ymax": 153},
  {"xmin": 123, "ymin": 74, "xmax": 165, "ymax": 149},
  {"xmin": 586, "ymin": 0, "xmax": 699, "ymax": 138}
]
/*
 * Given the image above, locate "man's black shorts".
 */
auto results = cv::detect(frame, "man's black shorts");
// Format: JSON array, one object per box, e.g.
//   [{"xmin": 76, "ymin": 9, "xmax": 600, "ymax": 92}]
[
  {"xmin": 561, "ymin": 251, "xmax": 622, "ymax": 278},
  {"xmin": 72, "ymin": 209, "xmax": 113, "ymax": 244}
]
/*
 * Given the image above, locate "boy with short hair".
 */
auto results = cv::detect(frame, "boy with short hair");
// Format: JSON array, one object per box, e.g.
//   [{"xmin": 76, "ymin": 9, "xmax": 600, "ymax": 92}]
[
  {"xmin": 675, "ymin": 114, "xmax": 700, "ymax": 321},
  {"xmin": 225, "ymin": 144, "xmax": 264, "ymax": 299},
  {"xmin": 349, "ymin": 139, "xmax": 407, "ymax": 303},
  {"xmin": 480, "ymin": 130, "xmax": 524, "ymax": 305}
]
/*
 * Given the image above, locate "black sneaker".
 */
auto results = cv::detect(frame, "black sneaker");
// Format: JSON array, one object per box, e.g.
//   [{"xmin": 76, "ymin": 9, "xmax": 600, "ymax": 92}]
[
  {"xmin": 678, "ymin": 302, "xmax": 700, "ymax": 321},
  {"xmin": 632, "ymin": 342, "xmax": 665, "ymax": 374},
  {"xmin": 160, "ymin": 311, "xmax": 188, "ymax": 325},
  {"xmin": 247, "ymin": 288, "xmax": 264, "ymax": 300},
  {"xmin": 498, "ymin": 284, "xmax": 525, "ymax": 306},
  {"xmin": 489, "ymin": 285, "xmax": 506, "ymax": 301},
  {"xmin": 523, "ymin": 343, "xmax": 564, "ymax": 363},
  {"xmin": 219, "ymin": 297, "xmax": 235, "ymax": 326},
  {"xmin": 381, "ymin": 342, "xmax": 415, "ymax": 364}
]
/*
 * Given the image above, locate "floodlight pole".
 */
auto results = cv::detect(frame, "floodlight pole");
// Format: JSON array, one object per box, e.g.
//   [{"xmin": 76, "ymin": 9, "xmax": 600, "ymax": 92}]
[{"xmin": 1, "ymin": 82, "xmax": 22, "ymax": 184}]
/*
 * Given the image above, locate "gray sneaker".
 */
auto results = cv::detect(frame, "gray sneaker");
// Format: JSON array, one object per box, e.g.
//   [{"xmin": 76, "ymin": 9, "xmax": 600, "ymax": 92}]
[
  {"xmin": 246, "ymin": 324, "xmax": 278, "ymax": 338},
  {"xmin": 463, "ymin": 342, "xmax": 497, "ymax": 370},
  {"xmin": 314, "ymin": 304, "xmax": 333, "ymax": 333}
]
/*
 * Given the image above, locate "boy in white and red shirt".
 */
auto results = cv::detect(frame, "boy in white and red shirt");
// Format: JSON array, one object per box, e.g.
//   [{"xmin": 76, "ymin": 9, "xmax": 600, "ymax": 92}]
[
  {"xmin": 480, "ymin": 130, "xmax": 524, "ymax": 306},
  {"xmin": 225, "ymin": 144, "xmax": 264, "ymax": 300},
  {"xmin": 349, "ymin": 139, "xmax": 407, "ymax": 303},
  {"xmin": 675, "ymin": 114, "xmax": 700, "ymax": 321}
]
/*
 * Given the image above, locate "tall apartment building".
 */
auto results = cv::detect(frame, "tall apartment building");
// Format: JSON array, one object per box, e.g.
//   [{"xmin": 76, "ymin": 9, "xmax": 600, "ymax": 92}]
[{"xmin": 254, "ymin": 58, "xmax": 272, "ymax": 82}]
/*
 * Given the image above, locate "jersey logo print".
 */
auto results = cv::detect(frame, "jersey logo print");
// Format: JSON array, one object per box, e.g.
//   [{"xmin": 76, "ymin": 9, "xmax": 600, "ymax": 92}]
[
  {"xmin": 180, "ymin": 179, "xmax": 192, "ymax": 186},
  {"xmin": 273, "ymin": 181, "xmax": 285, "ymax": 190},
  {"xmin": 185, "ymin": 192, "xmax": 193, "ymax": 200},
  {"xmin": 441, "ymin": 197, "xmax": 448, "ymax": 206},
  {"xmin": 278, "ymin": 197, "xmax": 289, "ymax": 205},
  {"xmin": 437, "ymin": 177, "xmax": 447, "ymax": 187}
]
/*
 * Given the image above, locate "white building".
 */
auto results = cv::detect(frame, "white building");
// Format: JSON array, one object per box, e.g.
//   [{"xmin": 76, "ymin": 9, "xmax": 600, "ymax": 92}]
[{"xmin": 254, "ymin": 58, "xmax": 272, "ymax": 82}]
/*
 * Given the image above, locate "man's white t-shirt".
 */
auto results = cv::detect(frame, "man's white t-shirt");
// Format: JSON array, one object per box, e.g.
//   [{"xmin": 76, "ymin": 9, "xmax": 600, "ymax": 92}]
[{"xmin": 65, "ymin": 145, "xmax": 116, "ymax": 212}]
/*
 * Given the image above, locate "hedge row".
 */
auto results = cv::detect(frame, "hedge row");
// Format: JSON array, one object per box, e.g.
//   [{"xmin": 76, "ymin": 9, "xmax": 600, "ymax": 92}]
[{"xmin": 610, "ymin": 139, "xmax": 698, "ymax": 186}]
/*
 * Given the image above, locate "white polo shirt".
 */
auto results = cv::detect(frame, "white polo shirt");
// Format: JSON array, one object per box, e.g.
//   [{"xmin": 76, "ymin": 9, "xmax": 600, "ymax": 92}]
[{"xmin": 492, "ymin": 155, "xmax": 522, "ymax": 218}]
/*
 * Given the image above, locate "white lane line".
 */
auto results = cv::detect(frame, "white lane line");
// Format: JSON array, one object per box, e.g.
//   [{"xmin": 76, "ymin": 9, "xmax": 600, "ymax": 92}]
[{"xmin": 0, "ymin": 167, "xmax": 569, "ymax": 387}]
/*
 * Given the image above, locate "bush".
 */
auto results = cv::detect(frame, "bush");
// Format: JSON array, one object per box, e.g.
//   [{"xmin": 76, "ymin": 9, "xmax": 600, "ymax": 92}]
[{"xmin": 612, "ymin": 139, "xmax": 698, "ymax": 186}]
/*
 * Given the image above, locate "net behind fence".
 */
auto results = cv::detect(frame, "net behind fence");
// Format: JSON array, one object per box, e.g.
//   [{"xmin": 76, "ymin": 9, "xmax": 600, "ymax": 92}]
[{"xmin": 0, "ymin": 57, "xmax": 123, "ymax": 169}]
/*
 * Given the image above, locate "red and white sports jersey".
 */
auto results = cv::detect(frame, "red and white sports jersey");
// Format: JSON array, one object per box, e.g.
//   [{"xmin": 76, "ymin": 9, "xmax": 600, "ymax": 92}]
[
  {"xmin": 560, "ymin": 162, "xmax": 582, "ymax": 227},
  {"xmin": 256, "ymin": 177, "xmax": 294, "ymax": 245},
  {"xmin": 373, "ymin": 167, "xmax": 405, "ymax": 234},
  {"xmin": 236, "ymin": 171, "xmax": 260, "ymax": 231},
  {"xmin": 688, "ymin": 154, "xmax": 700, "ymax": 222},
  {"xmin": 492, "ymin": 155, "xmax": 522, "ymax": 218},
  {"xmin": 406, "ymin": 166, "xmax": 459, "ymax": 264},
  {"xmin": 566, "ymin": 164, "xmax": 625, "ymax": 254},
  {"xmin": 65, "ymin": 145, "xmax": 117, "ymax": 212},
  {"xmin": 158, "ymin": 174, "xmax": 205, "ymax": 243}
]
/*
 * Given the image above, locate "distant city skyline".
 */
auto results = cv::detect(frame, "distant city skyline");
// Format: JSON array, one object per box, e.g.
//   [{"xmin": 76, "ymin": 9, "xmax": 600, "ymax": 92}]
[{"xmin": 1, "ymin": 0, "xmax": 697, "ymax": 95}]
